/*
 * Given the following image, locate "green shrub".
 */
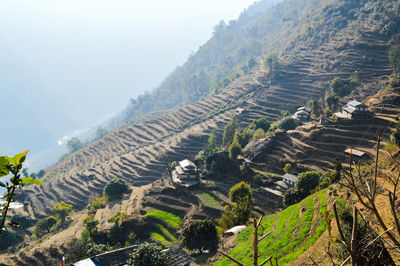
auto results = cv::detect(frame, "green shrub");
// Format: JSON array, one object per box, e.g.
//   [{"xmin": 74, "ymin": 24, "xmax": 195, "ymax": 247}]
[
  {"xmin": 182, "ymin": 220, "xmax": 219, "ymax": 255},
  {"xmin": 250, "ymin": 118, "xmax": 271, "ymax": 132},
  {"xmin": 278, "ymin": 117, "xmax": 297, "ymax": 131},
  {"xmin": 126, "ymin": 242, "xmax": 168, "ymax": 266},
  {"xmin": 35, "ymin": 216, "xmax": 57, "ymax": 235},
  {"xmin": 229, "ymin": 141, "xmax": 242, "ymax": 160},
  {"xmin": 104, "ymin": 177, "xmax": 130, "ymax": 200},
  {"xmin": 88, "ymin": 193, "xmax": 107, "ymax": 210}
]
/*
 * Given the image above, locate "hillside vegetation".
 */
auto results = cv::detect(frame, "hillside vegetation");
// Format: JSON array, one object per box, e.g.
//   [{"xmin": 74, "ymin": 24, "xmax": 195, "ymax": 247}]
[{"xmin": 216, "ymin": 190, "xmax": 328, "ymax": 265}]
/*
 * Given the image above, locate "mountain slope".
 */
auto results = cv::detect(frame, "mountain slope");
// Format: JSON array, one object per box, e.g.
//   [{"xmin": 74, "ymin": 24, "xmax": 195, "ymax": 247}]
[{"xmin": 15, "ymin": 0, "xmax": 400, "ymax": 221}]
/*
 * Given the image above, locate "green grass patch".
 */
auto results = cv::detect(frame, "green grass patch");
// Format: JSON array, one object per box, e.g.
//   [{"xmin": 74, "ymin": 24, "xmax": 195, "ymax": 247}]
[
  {"xmin": 150, "ymin": 232, "xmax": 170, "ymax": 246},
  {"xmin": 215, "ymin": 190, "xmax": 327, "ymax": 265},
  {"xmin": 156, "ymin": 224, "xmax": 177, "ymax": 243},
  {"xmin": 144, "ymin": 207, "xmax": 182, "ymax": 229},
  {"xmin": 196, "ymin": 193, "xmax": 223, "ymax": 210}
]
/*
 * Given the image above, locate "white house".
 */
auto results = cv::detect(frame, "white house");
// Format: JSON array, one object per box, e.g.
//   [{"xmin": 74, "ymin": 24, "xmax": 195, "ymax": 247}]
[
  {"xmin": 172, "ymin": 159, "xmax": 199, "ymax": 187},
  {"xmin": 282, "ymin": 173, "xmax": 298, "ymax": 186}
]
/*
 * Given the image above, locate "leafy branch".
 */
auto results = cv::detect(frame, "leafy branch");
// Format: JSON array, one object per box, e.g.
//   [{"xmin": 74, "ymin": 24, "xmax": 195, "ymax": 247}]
[{"xmin": 0, "ymin": 150, "xmax": 42, "ymax": 239}]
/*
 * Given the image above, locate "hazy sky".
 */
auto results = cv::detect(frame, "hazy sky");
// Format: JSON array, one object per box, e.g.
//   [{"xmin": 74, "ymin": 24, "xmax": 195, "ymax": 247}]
[{"xmin": 0, "ymin": 0, "xmax": 257, "ymax": 127}]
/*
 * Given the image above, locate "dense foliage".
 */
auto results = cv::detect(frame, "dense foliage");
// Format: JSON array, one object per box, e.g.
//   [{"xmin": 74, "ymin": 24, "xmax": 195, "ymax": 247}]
[
  {"xmin": 52, "ymin": 201, "xmax": 73, "ymax": 223},
  {"xmin": 126, "ymin": 242, "xmax": 168, "ymax": 266},
  {"xmin": 278, "ymin": 117, "xmax": 297, "ymax": 131},
  {"xmin": 181, "ymin": 220, "xmax": 219, "ymax": 254},
  {"xmin": 104, "ymin": 177, "xmax": 130, "ymax": 200},
  {"xmin": 220, "ymin": 182, "xmax": 254, "ymax": 229}
]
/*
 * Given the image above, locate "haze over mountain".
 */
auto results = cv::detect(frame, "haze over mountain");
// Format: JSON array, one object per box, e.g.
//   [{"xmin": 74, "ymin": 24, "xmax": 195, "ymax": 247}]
[{"xmin": 0, "ymin": 0, "xmax": 266, "ymax": 161}]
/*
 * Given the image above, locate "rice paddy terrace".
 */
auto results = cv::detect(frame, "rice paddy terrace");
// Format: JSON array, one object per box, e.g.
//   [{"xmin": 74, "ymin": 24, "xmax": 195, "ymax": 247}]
[{"xmin": 15, "ymin": 10, "xmax": 395, "ymax": 221}]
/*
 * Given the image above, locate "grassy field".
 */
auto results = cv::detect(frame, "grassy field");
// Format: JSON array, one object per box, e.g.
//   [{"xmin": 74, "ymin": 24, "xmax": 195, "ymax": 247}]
[
  {"xmin": 215, "ymin": 190, "xmax": 328, "ymax": 265},
  {"xmin": 196, "ymin": 192, "xmax": 223, "ymax": 210},
  {"xmin": 148, "ymin": 223, "xmax": 178, "ymax": 247},
  {"xmin": 144, "ymin": 207, "xmax": 182, "ymax": 229}
]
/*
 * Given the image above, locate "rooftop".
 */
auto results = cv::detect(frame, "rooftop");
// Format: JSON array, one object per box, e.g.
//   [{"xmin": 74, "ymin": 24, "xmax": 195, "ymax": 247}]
[
  {"xmin": 347, "ymin": 100, "xmax": 362, "ymax": 107},
  {"xmin": 345, "ymin": 148, "xmax": 366, "ymax": 157},
  {"xmin": 282, "ymin": 173, "xmax": 298, "ymax": 183},
  {"xmin": 179, "ymin": 159, "xmax": 196, "ymax": 170}
]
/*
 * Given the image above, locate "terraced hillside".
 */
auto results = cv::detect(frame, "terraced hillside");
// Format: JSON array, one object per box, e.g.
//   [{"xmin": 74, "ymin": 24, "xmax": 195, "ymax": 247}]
[
  {"xmin": 247, "ymin": 83, "xmax": 400, "ymax": 174},
  {"xmin": 15, "ymin": 0, "xmax": 399, "ymax": 221},
  {"xmin": 216, "ymin": 190, "xmax": 329, "ymax": 265}
]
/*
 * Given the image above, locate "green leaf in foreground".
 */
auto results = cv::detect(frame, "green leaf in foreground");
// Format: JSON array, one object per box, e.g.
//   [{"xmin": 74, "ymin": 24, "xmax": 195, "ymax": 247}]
[{"xmin": 20, "ymin": 177, "xmax": 43, "ymax": 185}]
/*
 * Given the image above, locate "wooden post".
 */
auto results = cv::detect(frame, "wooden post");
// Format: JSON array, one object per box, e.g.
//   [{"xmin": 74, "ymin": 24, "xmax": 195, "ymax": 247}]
[
  {"xmin": 351, "ymin": 206, "xmax": 357, "ymax": 266},
  {"xmin": 253, "ymin": 219, "xmax": 258, "ymax": 266}
]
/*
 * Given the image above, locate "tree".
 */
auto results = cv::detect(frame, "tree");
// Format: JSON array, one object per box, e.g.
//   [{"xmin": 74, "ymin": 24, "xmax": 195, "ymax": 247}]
[
  {"xmin": 182, "ymin": 220, "xmax": 219, "ymax": 255},
  {"xmin": 389, "ymin": 45, "xmax": 400, "ymax": 74},
  {"xmin": 222, "ymin": 117, "xmax": 238, "ymax": 147},
  {"xmin": 229, "ymin": 182, "xmax": 254, "ymax": 225},
  {"xmin": 326, "ymin": 94, "xmax": 339, "ymax": 111},
  {"xmin": 66, "ymin": 137, "xmax": 84, "ymax": 153},
  {"xmin": 104, "ymin": 177, "xmax": 130, "ymax": 200},
  {"xmin": 0, "ymin": 151, "xmax": 42, "ymax": 239},
  {"xmin": 250, "ymin": 118, "xmax": 270, "ymax": 132},
  {"xmin": 126, "ymin": 242, "xmax": 168, "ymax": 266},
  {"xmin": 234, "ymin": 131, "xmax": 252, "ymax": 148},
  {"xmin": 36, "ymin": 216, "xmax": 57, "ymax": 235},
  {"xmin": 252, "ymin": 128, "xmax": 266, "ymax": 140},
  {"xmin": 283, "ymin": 163, "xmax": 292, "ymax": 174},
  {"xmin": 207, "ymin": 130, "xmax": 218, "ymax": 154},
  {"xmin": 296, "ymin": 171, "xmax": 320, "ymax": 197},
  {"xmin": 52, "ymin": 201, "xmax": 73, "ymax": 223},
  {"xmin": 263, "ymin": 53, "xmax": 281, "ymax": 80},
  {"xmin": 278, "ymin": 117, "xmax": 297, "ymax": 131},
  {"xmin": 37, "ymin": 169, "xmax": 46, "ymax": 178},
  {"xmin": 83, "ymin": 214, "xmax": 99, "ymax": 236},
  {"xmin": 283, "ymin": 189, "xmax": 302, "ymax": 207},
  {"xmin": 22, "ymin": 168, "xmax": 29, "ymax": 177},
  {"xmin": 229, "ymin": 141, "xmax": 242, "ymax": 160},
  {"xmin": 309, "ymin": 99, "xmax": 322, "ymax": 118}
]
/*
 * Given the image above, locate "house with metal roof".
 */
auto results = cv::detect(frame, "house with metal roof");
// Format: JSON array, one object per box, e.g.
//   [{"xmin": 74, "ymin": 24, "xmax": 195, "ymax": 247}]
[
  {"xmin": 282, "ymin": 173, "xmax": 298, "ymax": 186},
  {"xmin": 336, "ymin": 100, "xmax": 371, "ymax": 119}
]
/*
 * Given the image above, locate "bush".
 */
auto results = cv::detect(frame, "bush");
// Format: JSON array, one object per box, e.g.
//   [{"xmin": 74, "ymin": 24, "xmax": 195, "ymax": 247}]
[
  {"xmin": 182, "ymin": 220, "xmax": 219, "ymax": 255},
  {"xmin": 108, "ymin": 211, "xmax": 130, "ymax": 225},
  {"xmin": 296, "ymin": 171, "xmax": 321, "ymax": 197},
  {"xmin": 229, "ymin": 141, "xmax": 242, "ymax": 160},
  {"xmin": 52, "ymin": 201, "xmax": 73, "ymax": 223},
  {"xmin": 35, "ymin": 216, "xmax": 57, "ymax": 235},
  {"xmin": 263, "ymin": 53, "xmax": 281, "ymax": 80},
  {"xmin": 88, "ymin": 193, "xmax": 107, "ymax": 210},
  {"xmin": 104, "ymin": 177, "xmax": 130, "ymax": 200},
  {"xmin": 250, "ymin": 118, "xmax": 271, "ymax": 132},
  {"xmin": 283, "ymin": 163, "xmax": 292, "ymax": 174},
  {"xmin": 252, "ymin": 128, "xmax": 266, "ymax": 140},
  {"xmin": 83, "ymin": 214, "xmax": 99, "ymax": 236},
  {"xmin": 0, "ymin": 227, "xmax": 22, "ymax": 250},
  {"xmin": 278, "ymin": 117, "xmax": 297, "ymax": 131},
  {"xmin": 126, "ymin": 242, "xmax": 168, "ymax": 266},
  {"xmin": 283, "ymin": 189, "xmax": 302, "ymax": 207},
  {"xmin": 11, "ymin": 214, "xmax": 33, "ymax": 229},
  {"xmin": 234, "ymin": 131, "xmax": 252, "ymax": 148}
]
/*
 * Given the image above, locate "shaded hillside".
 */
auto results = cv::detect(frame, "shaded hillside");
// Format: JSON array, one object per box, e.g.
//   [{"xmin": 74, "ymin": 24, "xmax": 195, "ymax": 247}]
[{"xmin": 15, "ymin": 0, "xmax": 400, "ymax": 221}]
